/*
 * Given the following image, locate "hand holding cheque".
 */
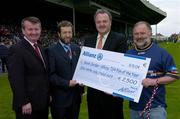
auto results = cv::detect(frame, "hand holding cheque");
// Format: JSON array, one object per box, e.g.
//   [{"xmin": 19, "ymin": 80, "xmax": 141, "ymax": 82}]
[{"xmin": 73, "ymin": 47, "xmax": 151, "ymax": 102}]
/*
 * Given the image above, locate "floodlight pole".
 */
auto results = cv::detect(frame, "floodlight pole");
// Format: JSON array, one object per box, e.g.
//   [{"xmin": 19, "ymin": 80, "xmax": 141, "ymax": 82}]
[
  {"xmin": 155, "ymin": 24, "xmax": 157, "ymax": 42},
  {"xmin": 73, "ymin": 7, "xmax": 76, "ymax": 36}
]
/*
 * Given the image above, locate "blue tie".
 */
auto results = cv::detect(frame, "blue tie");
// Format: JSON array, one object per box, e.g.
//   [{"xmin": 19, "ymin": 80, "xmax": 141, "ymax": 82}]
[{"xmin": 64, "ymin": 45, "xmax": 72, "ymax": 59}]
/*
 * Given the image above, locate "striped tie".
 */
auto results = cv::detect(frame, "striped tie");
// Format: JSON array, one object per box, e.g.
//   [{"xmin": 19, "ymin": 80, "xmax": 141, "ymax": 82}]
[
  {"xmin": 64, "ymin": 45, "xmax": 72, "ymax": 59},
  {"xmin": 140, "ymin": 85, "xmax": 159, "ymax": 119}
]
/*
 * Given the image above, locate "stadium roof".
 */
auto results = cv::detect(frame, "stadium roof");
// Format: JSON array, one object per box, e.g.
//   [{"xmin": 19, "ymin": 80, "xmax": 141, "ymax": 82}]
[{"xmin": 46, "ymin": 0, "xmax": 167, "ymax": 25}]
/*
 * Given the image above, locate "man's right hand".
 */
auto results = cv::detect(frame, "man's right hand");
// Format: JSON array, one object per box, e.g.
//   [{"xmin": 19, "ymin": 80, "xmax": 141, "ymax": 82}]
[
  {"xmin": 69, "ymin": 80, "xmax": 77, "ymax": 87},
  {"xmin": 22, "ymin": 103, "xmax": 32, "ymax": 115},
  {"xmin": 142, "ymin": 78, "xmax": 157, "ymax": 88}
]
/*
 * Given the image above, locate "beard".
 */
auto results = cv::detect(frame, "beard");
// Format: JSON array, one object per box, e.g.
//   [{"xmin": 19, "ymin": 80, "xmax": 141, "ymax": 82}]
[
  {"xmin": 135, "ymin": 38, "xmax": 151, "ymax": 49},
  {"xmin": 60, "ymin": 38, "xmax": 71, "ymax": 45}
]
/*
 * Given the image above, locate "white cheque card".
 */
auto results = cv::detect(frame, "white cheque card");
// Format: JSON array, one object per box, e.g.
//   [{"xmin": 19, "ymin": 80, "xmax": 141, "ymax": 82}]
[{"xmin": 73, "ymin": 46, "xmax": 151, "ymax": 103}]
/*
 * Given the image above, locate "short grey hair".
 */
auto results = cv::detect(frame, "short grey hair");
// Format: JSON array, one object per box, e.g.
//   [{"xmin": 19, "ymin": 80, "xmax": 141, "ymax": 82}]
[
  {"xmin": 94, "ymin": 9, "xmax": 112, "ymax": 22},
  {"xmin": 133, "ymin": 21, "xmax": 152, "ymax": 32},
  {"xmin": 21, "ymin": 16, "xmax": 41, "ymax": 29}
]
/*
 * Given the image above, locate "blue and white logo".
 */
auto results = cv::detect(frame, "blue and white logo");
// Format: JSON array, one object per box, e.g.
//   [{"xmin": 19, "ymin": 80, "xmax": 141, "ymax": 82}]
[
  {"xmin": 97, "ymin": 53, "xmax": 103, "ymax": 61},
  {"xmin": 83, "ymin": 51, "xmax": 103, "ymax": 61},
  {"xmin": 83, "ymin": 51, "xmax": 96, "ymax": 58}
]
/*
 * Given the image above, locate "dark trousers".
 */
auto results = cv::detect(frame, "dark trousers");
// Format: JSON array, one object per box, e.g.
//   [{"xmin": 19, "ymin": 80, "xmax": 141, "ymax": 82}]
[
  {"xmin": 1, "ymin": 57, "xmax": 7, "ymax": 72},
  {"xmin": 15, "ymin": 108, "xmax": 48, "ymax": 119},
  {"xmin": 51, "ymin": 101, "xmax": 81, "ymax": 119},
  {"xmin": 87, "ymin": 88, "xmax": 124, "ymax": 119}
]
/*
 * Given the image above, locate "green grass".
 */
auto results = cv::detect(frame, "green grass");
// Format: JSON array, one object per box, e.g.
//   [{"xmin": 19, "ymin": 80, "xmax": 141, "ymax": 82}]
[
  {"xmin": 0, "ymin": 73, "xmax": 15, "ymax": 119},
  {"xmin": 159, "ymin": 42, "xmax": 180, "ymax": 119},
  {"xmin": 0, "ymin": 42, "xmax": 180, "ymax": 119}
]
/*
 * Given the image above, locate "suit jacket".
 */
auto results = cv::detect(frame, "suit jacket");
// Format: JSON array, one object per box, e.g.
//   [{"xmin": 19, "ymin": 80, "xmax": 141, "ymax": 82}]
[
  {"xmin": 8, "ymin": 38, "xmax": 49, "ymax": 111},
  {"xmin": 47, "ymin": 42, "xmax": 83, "ymax": 108},
  {"xmin": 84, "ymin": 31, "xmax": 127, "ymax": 52},
  {"xmin": 84, "ymin": 31, "xmax": 127, "ymax": 102}
]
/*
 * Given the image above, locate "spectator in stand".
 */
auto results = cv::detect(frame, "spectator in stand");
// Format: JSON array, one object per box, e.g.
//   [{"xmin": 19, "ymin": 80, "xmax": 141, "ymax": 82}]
[{"xmin": 0, "ymin": 40, "xmax": 8, "ymax": 73}]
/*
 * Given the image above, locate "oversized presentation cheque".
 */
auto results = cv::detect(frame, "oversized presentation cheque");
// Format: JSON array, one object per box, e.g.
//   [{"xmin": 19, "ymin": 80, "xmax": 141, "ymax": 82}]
[{"xmin": 73, "ymin": 46, "xmax": 151, "ymax": 103}]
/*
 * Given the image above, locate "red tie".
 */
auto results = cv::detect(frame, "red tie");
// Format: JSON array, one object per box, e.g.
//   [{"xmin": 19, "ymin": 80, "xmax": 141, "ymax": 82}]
[
  {"xmin": 34, "ymin": 43, "xmax": 46, "ymax": 68},
  {"xmin": 97, "ymin": 35, "xmax": 103, "ymax": 49},
  {"xmin": 34, "ymin": 43, "xmax": 41, "ymax": 58}
]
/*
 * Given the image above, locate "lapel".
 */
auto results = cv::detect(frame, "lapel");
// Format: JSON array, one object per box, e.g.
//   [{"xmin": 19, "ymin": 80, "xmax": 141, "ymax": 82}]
[
  {"xmin": 70, "ymin": 44, "xmax": 78, "ymax": 66},
  {"xmin": 92, "ymin": 32, "xmax": 112, "ymax": 50},
  {"xmin": 103, "ymin": 32, "xmax": 112, "ymax": 50},
  {"xmin": 91, "ymin": 34, "xmax": 98, "ymax": 48},
  {"xmin": 38, "ymin": 44, "xmax": 48, "ymax": 69},
  {"xmin": 21, "ymin": 39, "xmax": 47, "ymax": 69},
  {"xmin": 21, "ymin": 39, "xmax": 39, "ymax": 59}
]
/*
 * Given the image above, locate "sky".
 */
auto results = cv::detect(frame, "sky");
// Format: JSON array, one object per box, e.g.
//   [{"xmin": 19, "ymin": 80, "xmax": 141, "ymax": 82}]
[{"xmin": 148, "ymin": 0, "xmax": 180, "ymax": 36}]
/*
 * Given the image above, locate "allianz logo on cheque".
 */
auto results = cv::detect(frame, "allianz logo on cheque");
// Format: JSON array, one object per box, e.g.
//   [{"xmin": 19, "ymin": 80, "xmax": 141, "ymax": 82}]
[{"xmin": 82, "ymin": 51, "xmax": 103, "ymax": 61}]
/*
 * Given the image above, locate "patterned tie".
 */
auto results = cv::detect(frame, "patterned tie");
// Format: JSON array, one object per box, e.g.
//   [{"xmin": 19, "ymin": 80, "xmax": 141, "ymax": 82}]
[
  {"xmin": 64, "ymin": 45, "xmax": 72, "ymax": 59},
  {"xmin": 140, "ymin": 85, "xmax": 159, "ymax": 119},
  {"xmin": 97, "ymin": 35, "xmax": 103, "ymax": 49}
]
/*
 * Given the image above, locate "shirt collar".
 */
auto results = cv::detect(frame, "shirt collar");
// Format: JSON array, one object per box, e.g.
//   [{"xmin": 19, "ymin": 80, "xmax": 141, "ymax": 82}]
[
  {"xmin": 97, "ymin": 32, "xmax": 110, "ymax": 40},
  {"xmin": 24, "ymin": 36, "xmax": 37, "ymax": 47},
  {"xmin": 59, "ymin": 40, "xmax": 69, "ymax": 47},
  {"xmin": 135, "ymin": 42, "xmax": 153, "ymax": 52},
  {"xmin": 59, "ymin": 40, "xmax": 70, "ymax": 51}
]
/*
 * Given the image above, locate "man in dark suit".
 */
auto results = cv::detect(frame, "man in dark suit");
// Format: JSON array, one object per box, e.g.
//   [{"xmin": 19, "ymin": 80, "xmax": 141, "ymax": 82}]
[
  {"xmin": 84, "ymin": 9, "xmax": 128, "ymax": 119},
  {"xmin": 47, "ymin": 20, "xmax": 83, "ymax": 119},
  {"xmin": 8, "ymin": 16, "xmax": 49, "ymax": 119}
]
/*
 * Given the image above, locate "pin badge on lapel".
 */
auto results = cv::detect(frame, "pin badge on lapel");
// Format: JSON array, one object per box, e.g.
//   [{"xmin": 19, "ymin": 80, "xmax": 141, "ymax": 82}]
[{"xmin": 73, "ymin": 51, "xmax": 76, "ymax": 56}]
